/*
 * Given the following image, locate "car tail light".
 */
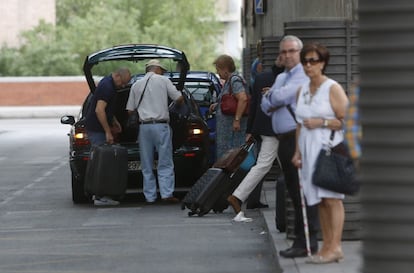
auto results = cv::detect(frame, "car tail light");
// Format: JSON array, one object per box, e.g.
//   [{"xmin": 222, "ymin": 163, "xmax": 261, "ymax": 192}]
[
  {"xmin": 186, "ymin": 123, "xmax": 204, "ymax": 143},
  {"xmin": 73, "ymin": 127, "xmax": 90, "ymax": 147},
  {"xmin": 183, "ymin": 152, "xmax": 197, "ymax": 157}
]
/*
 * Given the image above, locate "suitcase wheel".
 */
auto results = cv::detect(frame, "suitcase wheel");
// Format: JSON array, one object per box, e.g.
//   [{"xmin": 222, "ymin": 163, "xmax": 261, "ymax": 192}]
[
  {"xmin": 197, "ymin": 210, "xmax": 209, "ymax": 217},
  {"xmin": 188, "ymin": 209, "xmax": 199, "ymax": 217}
]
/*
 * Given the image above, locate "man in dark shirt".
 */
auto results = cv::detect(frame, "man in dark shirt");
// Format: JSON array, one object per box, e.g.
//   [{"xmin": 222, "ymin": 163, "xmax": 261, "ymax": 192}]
[
  {"xmin": 227, "ymin": 57, "xmax": 284, "ymax": 222},
  {"xmin": 85, "ymin": 67, "xmax": 131, "ymax": 205}
]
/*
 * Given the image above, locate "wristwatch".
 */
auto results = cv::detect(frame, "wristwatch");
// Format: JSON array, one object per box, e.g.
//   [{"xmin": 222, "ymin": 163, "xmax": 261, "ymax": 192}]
[
  {"xmin": 234, "ymin": 117, "xmax": 240, "ymax": 121},
  {"xmin": 322, "ymin": 119, "xmax": 329, "ymax": 128}
]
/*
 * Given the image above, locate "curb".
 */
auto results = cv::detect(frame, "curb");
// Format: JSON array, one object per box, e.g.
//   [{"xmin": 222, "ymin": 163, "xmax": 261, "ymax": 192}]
[{"xmin": 0, "ymin": 106, "xmax": 81, "ymax": 119}]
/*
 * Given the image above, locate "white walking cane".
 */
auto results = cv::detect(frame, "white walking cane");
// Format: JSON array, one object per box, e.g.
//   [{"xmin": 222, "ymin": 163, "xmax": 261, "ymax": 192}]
[{"xmin": 298, "ymin": 169, "xmax": 312, "ymax": 257}]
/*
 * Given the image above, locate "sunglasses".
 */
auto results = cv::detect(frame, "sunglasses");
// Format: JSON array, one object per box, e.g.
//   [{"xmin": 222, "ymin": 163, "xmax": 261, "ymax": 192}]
[{"xmin": 301, "ymin": 58, "xmax": 321, "ymax": 65}]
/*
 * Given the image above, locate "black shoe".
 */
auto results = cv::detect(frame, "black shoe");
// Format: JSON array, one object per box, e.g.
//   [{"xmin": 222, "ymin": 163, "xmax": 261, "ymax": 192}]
[
  {"xmin": 246, "ymin": 202, "xmax": 269, "ymax": 209},
  {"xmin": 161, "ymin": 197, "xmax": 180, "ymax": 204},
  {"xmin": 279, "ymin": 247, "xmax": 316, "ymax": 258}
]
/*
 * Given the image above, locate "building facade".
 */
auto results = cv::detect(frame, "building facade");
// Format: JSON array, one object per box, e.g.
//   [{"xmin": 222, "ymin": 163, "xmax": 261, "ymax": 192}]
[
  {"xmin": 0, "ymin": 0, "xmax": 55, "ymax": 47},
  {"xmin": 242, "ymin": 0, "xmax": 358, "ymax": 45},
  {"xmin": 215, "ymin": 0, "xmax": 243, "ymax": 58},
  {"xmin": 241, "ymin": 0, "xmax": 359, "ymax": 91}
]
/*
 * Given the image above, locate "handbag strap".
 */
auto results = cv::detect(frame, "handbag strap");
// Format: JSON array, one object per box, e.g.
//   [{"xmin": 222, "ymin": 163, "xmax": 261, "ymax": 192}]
[
  {"xmin": 286, "ymin": 104, "xmax": 298, "ymax": 123},
  {"xmin": 329, "ymin": 130, "xmax": 335, "ymax": 141},
  {"xmin": 326, "ymin": 130, "xmax": 336, "ymax": 154},
  {"xmin": 136, "ymin": 75, "xmax": 152, "ymax": 109},
  {"xmin": 227, "ymin": 74, "xmax": 246, "ymax": 95}
]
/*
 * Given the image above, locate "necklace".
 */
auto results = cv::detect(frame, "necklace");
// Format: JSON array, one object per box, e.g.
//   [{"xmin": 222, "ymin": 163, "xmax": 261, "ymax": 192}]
[
  {"xmin": 303, "ymin": 89, "xmax": 314, "ymax": 105},
  {"xmin": 310, "ymin": 76, "xmax": 327, "ymax": 94},
  {"xmin": 304, "ymin": 77, "xmax": 327, "ymax": 105}
]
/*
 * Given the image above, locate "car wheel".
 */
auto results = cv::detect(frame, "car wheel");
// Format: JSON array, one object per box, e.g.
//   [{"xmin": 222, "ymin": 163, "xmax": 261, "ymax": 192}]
[{"xmin": 71, "ymin": 173, "xmax": 89, "ymax": 204}]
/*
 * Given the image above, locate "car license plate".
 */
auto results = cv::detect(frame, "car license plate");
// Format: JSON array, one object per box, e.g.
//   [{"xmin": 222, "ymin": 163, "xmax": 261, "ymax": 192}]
[
  {"xmin": 127, "ymin": 160, "xmax": 158, "ymax": 170},
  {"xmin": 128, "ymin": 161, "xmax": 140, "ymax": 171}
]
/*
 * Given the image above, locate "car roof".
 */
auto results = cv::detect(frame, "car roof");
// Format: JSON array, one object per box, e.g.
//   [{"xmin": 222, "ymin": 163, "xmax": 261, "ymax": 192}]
[{"xmin": 83, "ymin": 44, "xmax": 190, "ymax": 93}]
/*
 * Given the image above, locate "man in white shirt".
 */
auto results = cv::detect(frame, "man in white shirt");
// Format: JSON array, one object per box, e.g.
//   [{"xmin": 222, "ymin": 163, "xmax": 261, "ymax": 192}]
[{"xmin": 126, "ymin": 59, "xmax": 184, "ymax": 204}]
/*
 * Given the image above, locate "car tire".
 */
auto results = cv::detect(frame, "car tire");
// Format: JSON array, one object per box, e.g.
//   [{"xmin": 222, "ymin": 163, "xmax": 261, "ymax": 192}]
[{"xmin": 71, "ymin": 173, "xmax": 89, "ymax": 204}]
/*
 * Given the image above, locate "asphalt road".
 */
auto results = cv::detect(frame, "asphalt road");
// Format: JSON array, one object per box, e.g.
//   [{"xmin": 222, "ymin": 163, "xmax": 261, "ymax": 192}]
[{"xmin": 0, "ymin": 118, "xmax": 281, "ymax": 273}]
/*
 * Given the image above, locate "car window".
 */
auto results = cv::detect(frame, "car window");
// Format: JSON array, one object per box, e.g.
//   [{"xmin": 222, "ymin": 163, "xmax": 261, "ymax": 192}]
[
  {"xmin": 187, "ymin": 92, "xmax": 202, "ymax": 115},
  {"xmin": 185, "ymin": 82, "xmax": 216, "ymax": 106}
]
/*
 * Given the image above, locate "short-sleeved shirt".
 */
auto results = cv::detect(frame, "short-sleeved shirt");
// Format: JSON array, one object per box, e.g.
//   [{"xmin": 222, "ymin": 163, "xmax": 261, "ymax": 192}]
[
  {"xmin": 219, "ymin": 73, "xmax": 247, "ymax": 98},
  {"xmin": 215, "ymin": 72, "xmax": 248, "ymax": 158},
  {"xmin": 85, "ymin": 75, "xmax": 116, "ymax": 132},
  {"xmin": 126, "ymin": 72, "xmax": 182, "ymax": 122},
  {"xmin": 345, "ymin": 86, "xmax": 361, "ymax": 160}
]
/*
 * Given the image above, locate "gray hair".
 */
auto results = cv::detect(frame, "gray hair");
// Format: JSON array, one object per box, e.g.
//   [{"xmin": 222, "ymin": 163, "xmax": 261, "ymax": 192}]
[
  {"xmin": 280, "ymin": 35, "xmax": 303, "ymax": 50},
  {"xmin": 115, "ymin": 67, "xmax": 131, "ymax": 78},
  {"xmin": 146, "ymin": 65, "xmax": 157, "ymax": 73}
]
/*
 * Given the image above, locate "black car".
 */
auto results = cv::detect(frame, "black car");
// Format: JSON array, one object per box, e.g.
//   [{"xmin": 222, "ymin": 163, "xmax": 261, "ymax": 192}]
[
  {"xmin": 61, "ymin": 45, "xmax": 210, "ymax": 204},
  {"xmin": 170, "ymin": 71, "xmax": 222, "ymax": 164}
]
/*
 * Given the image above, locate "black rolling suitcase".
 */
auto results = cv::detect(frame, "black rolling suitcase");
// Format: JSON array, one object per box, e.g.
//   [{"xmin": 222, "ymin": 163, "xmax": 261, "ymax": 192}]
[
  {"xmin": 84, "ymin": 144, "xmax": 128, "ymax": 198},
  {"xmin": 181, "ymin": 138, "xmax": 254, "ymax": 217},
  {"xmin": 181, "ymin": 168, "xmax": 230, "ymax": 216},
  {"xmin": 195, "ymin": 169, "xmax": 248, "ymax": 216},
  {"xmin": 181, "ymin": 165, "xmax": 251, "ymax": 216},
  {"xmin": 181, "ymin": 168, "xmax": 248, "ymax": 216}
]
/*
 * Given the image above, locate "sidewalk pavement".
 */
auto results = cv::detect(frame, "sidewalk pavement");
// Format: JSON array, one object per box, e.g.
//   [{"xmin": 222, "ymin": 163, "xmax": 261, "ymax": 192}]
[
  {"xmin": 260, "ymin": 180, "xmax": 363, "ymax": 273},
  {"xmin": 0, "ymin": 106, "xmax": 80, "ymax": 119}
]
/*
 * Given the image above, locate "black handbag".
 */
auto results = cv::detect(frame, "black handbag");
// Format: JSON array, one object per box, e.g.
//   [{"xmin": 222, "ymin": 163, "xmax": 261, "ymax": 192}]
[
  {"xmin": 312, "ymin": 130, "xmax": 359, "ymax": 195},
  {"xmin": 126, "ymin": 111, "xmax": 139, "ymax": 128}
]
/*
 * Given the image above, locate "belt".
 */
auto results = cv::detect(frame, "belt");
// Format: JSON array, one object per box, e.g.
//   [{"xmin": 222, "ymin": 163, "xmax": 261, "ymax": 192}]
[
  {"xmin": 275, "ymin": 129, "xmax": 296, "ymax": 141},
  {"xmin": 140, "ymin": 120, "xmax": 168, "ymax": 124}
]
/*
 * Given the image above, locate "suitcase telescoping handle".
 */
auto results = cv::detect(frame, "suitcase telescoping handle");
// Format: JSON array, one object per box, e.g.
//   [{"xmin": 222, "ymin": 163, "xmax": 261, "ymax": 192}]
[{"xmin": 241, "ymin": 135, "xmax": 255, "ymax": 152}]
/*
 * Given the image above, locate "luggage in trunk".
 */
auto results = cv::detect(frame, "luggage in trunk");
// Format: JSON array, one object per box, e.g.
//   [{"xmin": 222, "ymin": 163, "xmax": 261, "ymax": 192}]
[{"xmin": 84, "ymin": 144, "xmax": 128, "ymax": 198}]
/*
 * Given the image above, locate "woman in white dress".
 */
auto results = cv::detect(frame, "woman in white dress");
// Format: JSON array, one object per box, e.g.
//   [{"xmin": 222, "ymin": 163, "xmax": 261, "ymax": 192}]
[{"xmin": 292, "ymin": 43, "xmax": 349, "ymax": 264}]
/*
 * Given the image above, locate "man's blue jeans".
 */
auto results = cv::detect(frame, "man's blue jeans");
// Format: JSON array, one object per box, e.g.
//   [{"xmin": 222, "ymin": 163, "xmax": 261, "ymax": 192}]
[
  {"xmin": 138, "ymin": 123, "xmax": 175, "ymax": 202},
  {"xmin": 86, "ymin": 130, "xmax": 106, "ymax": 146}
]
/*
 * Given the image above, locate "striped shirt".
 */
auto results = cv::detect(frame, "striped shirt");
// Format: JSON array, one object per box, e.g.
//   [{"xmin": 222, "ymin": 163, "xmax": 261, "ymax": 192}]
[{"xmin": 344, "ymin": 86, "xmax": 362, "ymax": 160}]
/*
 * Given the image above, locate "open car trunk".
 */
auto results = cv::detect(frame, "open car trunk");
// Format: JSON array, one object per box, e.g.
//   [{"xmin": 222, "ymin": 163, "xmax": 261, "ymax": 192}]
[{"xmin": 113, "ymin": 86, "xmax": 192, "ymax": 151}]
